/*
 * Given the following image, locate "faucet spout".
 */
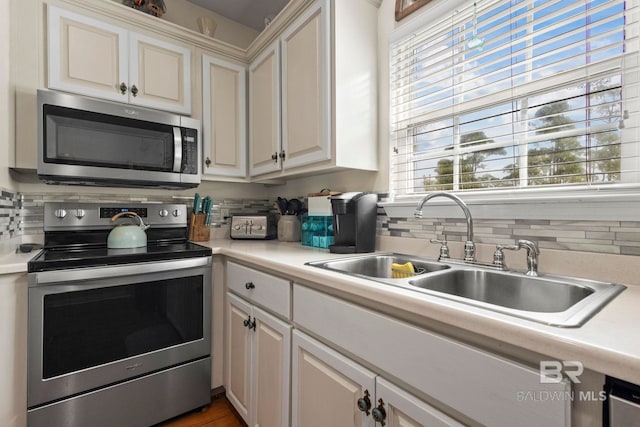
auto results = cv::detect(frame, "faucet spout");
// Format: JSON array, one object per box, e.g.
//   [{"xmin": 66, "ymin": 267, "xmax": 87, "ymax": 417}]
[
  {"xmin": 414, "ymin": 192, "xmax": 475, "ymax": 262},
  {"xmin": 517, "ymin": 240, "xmax": 539, "ymax": 276}
]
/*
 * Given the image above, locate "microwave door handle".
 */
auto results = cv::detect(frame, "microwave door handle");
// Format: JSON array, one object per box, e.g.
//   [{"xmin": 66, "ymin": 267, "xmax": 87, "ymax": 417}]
[{"xmin": 173, "ymin": 127, "xmax": 182, "ymax": 173}]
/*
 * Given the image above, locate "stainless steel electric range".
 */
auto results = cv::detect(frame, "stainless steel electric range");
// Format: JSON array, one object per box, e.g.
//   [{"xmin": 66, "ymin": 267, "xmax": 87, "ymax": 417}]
[{"xmin": 27, "ymin": 202, "xmax": 212, "ymax": 427}]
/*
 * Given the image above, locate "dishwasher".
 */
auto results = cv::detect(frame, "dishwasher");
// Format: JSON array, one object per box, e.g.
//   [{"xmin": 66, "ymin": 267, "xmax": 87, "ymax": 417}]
[{"xmin": 604, "ymin": 376, "xmax": 640, "ymax": 426}]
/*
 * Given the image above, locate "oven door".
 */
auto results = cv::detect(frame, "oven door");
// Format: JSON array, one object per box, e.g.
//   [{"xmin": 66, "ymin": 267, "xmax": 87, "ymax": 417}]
[{"xmin": 27, "ymin": 256, "xmax": 211, "ymax": 408}]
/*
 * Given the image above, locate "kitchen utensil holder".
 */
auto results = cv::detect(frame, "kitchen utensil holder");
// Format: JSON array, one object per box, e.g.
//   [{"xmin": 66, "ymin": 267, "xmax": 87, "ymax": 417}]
[
  {"xmin": 277, "ymin": 215, "xmax": 301, "ymax": 242},
  {"xmin": 189, "ymin": 213, "xmax": 210, "ymax": 242}
]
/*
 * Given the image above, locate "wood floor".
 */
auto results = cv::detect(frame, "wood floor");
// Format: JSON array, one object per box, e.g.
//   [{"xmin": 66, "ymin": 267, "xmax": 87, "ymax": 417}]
[{"xmin": 159, "ymin": 395, "xmax": 246, "ymax": 427}]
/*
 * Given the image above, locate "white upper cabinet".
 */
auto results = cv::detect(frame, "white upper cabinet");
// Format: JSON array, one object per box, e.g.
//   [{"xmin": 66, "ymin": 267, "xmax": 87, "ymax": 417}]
[
  {"xmin": 202, "ymin": 55, "xmax": 246, "ymax": 178},
  {"xmin": 249, "ymin": 2, "xmax": 329, "ymax": 178},
  {"xmin": 47, "ymin": 6, "xmax": 192, "ymax": 115},
  {"xmin": 248, "ymin": 0, "xmax": 378, "ymax": 179},
  {"xmin": 280, "ymin": 0, "xmax": 330, "ymax": 170},
  {"xmin": 249, "ymin": 42, "xmax": 281, "ymax": 176}
]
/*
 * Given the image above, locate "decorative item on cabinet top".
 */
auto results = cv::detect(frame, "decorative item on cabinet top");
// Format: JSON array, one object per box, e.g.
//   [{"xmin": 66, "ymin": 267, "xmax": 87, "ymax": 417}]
[
  {"xmin": 197, "ymin": 16, "xmax": 217, "ymax": 37},
  {"xmin": 395, "ymin": 0, "xmax": 433, "ymax": 21},
  {"xmin": 123, "ymin": 0, "xmax": 167, "ymax": 18}
]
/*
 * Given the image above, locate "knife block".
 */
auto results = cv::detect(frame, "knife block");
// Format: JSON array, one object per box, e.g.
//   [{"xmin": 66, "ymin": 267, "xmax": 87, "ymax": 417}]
[{"xmin": 188, "ymin": 213, "xmax": 210, "ymax": 241}]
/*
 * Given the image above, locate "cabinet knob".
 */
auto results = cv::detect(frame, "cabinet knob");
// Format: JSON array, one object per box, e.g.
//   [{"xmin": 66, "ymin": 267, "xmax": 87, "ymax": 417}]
[
  {"xmin": 243, "ymin": 316, "xmax": 256, "ymax": 330},
  {"xmin": 356, "ymin": 390, "xmax": 372, "ymax": 416},
  {"xmin": 271, "ymin": 152, "xmax": 278, "ymax": 163},
  {"xmin": 372, "ymin": 399, "xmax": 386, "ymax": 426},
  {"xmin": 119, "ymin": 82, "xmax": 128, "ymax": 95},
  {"xmin": 245, "ymin": 282, "xmax": 255, "ymax": 290},
  {"xmin": 205, "ymin": 157, "xmax": 212, "ymax": 167},
  {"xmin": 279, "ymin": 150, "xmax": 286, "ymax": 161},
  {"xmin": 131, "ymin": 84, "xmax": 139, "ymax": 97}
]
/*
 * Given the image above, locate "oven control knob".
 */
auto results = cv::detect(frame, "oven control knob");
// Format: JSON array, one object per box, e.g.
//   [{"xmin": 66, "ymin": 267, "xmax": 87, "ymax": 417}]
[
  {"xmin": 159, "ymin": 209, "xmax": 169, "ymax": 217},
  {"xmin": 172, "ymin": 209, "xmax": 182, "ymax": 217},
  {"xmin": 234, "ymin": 225, "xmax": 241, "ymax": 231},
  {"xmin": 75, "ymin": 209, "xmax": 85, "ymax": 219},
  {"xmin": 54, "ymin": 209, "xmax": 67, "ymax": 219}
]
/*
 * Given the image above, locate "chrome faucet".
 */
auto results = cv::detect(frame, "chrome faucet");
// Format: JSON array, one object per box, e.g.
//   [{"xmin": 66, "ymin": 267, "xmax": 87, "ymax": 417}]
[
  {"xmin": 494, "ymin": 239, "xmax": 540, "ymax": 276},
  {"xmin": 414, "ymin": 192, "xmax": 475, "ymax": 262}
]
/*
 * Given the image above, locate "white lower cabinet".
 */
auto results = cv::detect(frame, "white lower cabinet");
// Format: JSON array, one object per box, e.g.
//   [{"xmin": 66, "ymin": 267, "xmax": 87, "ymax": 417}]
[
  {"xmin": 292, "ymin": 330, "xmax": 376, "ymax": 427},
  {"xmin": 374, "ymin": 378, "xmax": 464, "ymax": 427},
  {"xmin": 225, "ymin": 263, "xmax": 571, "ymax": 427},
  {"xmin": 293, "ymin": 284, "xmax": 571, "ymax": 427},
  {"xmin": 226, "ymin": 293, "xmax": 291, "ymax": 427},
  {"xmin": 292, "ymin": 330, "xmax": 461, "ymax": 427}
]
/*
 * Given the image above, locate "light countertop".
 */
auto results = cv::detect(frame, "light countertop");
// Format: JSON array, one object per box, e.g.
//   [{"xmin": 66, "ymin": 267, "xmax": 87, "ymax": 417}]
[
  {"xmin": 4, "ymin": 238, "xmax": 640, "ymax": 384},
  {"xmin": 202, "ymin": 239, "xmax": 640, "ymax": 385},
  {"xmin": 0, "ymin": 250, "xmax": 39, "ymax": 275}
]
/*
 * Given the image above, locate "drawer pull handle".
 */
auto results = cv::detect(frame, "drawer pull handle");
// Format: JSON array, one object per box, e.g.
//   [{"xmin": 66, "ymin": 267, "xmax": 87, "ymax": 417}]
[
  {"xmin": 372, "ymin": 399, "xmax": 386, "ymax": 426},
  {"xmin": 245, "ymin": 282, "xmax": 255, "ymax": 290},
  {"xmin": 357, "ymin": 389, "xmax": 372, "ymax": 416}
]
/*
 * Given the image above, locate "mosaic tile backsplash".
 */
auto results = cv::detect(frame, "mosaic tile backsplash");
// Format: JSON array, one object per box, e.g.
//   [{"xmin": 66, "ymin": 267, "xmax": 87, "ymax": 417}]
[
  {"xmin": 378, "ymin": 216, "xmax": 640, "ymax": 256},
  {"xmin": 2, "ymin": 187, "xmax": 639, "ymax": 256}
]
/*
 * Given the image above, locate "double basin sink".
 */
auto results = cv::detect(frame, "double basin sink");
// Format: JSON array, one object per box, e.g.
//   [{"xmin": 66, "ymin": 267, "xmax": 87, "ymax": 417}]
[{"xmin": 306, "ymin": 253, "xmax": 625, "ymax": 327}]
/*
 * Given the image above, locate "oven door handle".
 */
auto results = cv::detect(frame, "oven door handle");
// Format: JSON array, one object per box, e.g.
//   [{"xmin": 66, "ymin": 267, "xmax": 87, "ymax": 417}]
[{"xmin": 31, "ymin": 256, "xmax": 211, "ymax": 285}]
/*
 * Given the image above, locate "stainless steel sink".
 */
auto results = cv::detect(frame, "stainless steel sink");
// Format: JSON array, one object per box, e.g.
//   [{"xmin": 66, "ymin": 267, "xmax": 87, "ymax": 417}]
[
  {"xmin": 409, "ymin": 269, "xmax": 593, "ymax": 313},
  {"xmin": 306, "ymin": 253, "xmax": 449, "ymax": 279},
  {"xmin": 306, "ymin": 253, "xmax": 625, "ymax": 327}
]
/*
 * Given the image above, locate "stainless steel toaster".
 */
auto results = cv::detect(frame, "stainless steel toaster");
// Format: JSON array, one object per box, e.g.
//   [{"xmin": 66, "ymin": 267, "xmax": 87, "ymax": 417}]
[{"xmin": 230, "ymin": 215, "xmax": 278, "ymax": 239}]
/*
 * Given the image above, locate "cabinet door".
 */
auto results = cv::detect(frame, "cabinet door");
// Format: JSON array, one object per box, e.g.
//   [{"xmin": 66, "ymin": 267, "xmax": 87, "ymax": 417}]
[
  {"xmin": 128, "ymin": 32, "xmax": 192, "ymax": 114},
  {"xmin": 375, "ymin": 378, "xmax": 464, "ymax": 427},
  {"xmin": 226, "ymin": 293, "xmax": 252, "ymax": 424},
  {"xmin": 292, "ymin": 331, "xmax": 376, "ymax": 427},
  {"xmin": 48, "ymin": 6, "xmax": 128, "ymax": 103},
  {"xmin": 294, "ymin": 285, "xmax": 571, "ymax": 426},
  {"xmin": 249, "ymin": 42, "xmax": 282, "ymax": 176},
  {"xmin": 202, "ymin": 55, "xmax": 246, "ymax": 177},
  {"xmin": 280, "ymin": 0, "xmax": 331, "ymax": 170},
  {"xmin": 252, "ymin": 307, "xmax": 291, "ymax": 427}
]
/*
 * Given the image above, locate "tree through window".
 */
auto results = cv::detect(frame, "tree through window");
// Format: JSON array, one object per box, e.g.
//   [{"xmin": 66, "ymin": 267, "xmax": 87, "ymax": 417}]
[{"xmin": 390, "ymin": 0, "xmax": 637, "ymax": 197}]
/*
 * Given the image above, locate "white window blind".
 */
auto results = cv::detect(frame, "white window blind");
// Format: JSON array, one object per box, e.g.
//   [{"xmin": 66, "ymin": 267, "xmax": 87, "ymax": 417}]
[{"xmin": 390, "ymin": 0, "xmax": 640, "ymax": 198}]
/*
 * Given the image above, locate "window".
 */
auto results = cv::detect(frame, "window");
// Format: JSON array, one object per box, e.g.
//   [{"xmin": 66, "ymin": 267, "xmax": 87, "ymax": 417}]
[{"xmin": 390, "ymin": 0, "xmax": 639, "ymax": 198}]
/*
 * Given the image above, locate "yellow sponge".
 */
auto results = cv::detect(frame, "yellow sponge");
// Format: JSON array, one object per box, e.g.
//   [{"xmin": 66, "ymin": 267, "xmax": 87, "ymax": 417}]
[{"xmin": 391, "ymin": 262, "xmax": 415, "ymax": 278}]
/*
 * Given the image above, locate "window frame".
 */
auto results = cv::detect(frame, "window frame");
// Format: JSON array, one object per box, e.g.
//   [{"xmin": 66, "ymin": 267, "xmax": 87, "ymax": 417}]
[{"xmin": 384, "ymin": 0, "xmax": 640, "ymax": 221}]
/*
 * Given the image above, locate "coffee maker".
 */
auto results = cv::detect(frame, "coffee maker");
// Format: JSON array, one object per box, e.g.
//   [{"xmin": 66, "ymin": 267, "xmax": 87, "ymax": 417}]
[{"xmin": 329, "ymin": 192, "xmax": 378, "ymax": 253}]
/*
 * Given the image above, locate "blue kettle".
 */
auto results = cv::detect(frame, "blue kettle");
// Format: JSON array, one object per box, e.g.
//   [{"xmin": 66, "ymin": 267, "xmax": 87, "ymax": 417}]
[{"xmin": 107, "ymin": 211, "xmax": 150, "ymax": 249}]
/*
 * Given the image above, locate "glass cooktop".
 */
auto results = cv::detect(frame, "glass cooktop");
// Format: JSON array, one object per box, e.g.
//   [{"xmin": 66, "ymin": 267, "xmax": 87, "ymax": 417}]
[{"xmin": 28, "ymin": 241, "xmax": 212, "ymax": 273}]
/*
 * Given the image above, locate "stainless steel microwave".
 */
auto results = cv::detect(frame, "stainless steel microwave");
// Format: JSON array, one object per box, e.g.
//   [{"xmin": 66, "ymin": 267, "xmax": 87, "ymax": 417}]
[{"xmin": 37, "ymin": 90, "xmax": 201, "ymax": 189}]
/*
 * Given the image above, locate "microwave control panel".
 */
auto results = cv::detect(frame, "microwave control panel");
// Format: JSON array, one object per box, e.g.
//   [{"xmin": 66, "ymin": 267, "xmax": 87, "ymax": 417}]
[{"xmin": 182, "ymin": 128, "xmax": 198, "ymax": 175}]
